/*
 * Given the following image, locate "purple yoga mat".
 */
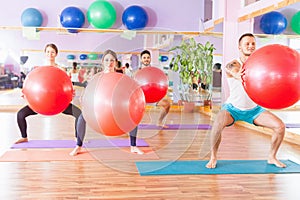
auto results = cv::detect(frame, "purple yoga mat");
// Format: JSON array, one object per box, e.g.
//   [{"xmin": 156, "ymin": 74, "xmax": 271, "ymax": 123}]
[
  {"xmin": 138, "ymin": 124, "xmax": 211, "ymax": 130},
  {"xmin": 285, "ymin": 123, "xmax": 300, "ymax": 128},
  {"xmin": 11, "ymin": 139, "xmax": 149, "ymax": 149},
  {"xmin": 84, "ymin": 139, "xmax": 149, "ymax": 148},
  {"xmin": 11, "ymin": 140, "xmax": 76, "ymax": 149}
]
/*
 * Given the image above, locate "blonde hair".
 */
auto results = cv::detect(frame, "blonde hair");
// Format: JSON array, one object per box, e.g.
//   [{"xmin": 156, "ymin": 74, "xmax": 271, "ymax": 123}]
[{"xmin": 102, "ymin": 49, "xmax": 117, "ymax": 61}]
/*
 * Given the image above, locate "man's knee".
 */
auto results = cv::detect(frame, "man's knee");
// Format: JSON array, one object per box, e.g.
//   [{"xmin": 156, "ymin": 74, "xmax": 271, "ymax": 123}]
[{"xmin": 275, "ymin": 121, "xmax": 285, "ymax": 134}]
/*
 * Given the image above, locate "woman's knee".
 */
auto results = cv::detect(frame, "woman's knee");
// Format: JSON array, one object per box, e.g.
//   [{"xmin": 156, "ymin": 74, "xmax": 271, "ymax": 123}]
[
  {"xmin": 17, "ymin": 110, "xmax": 26, "ymax": 120},
  {"xmin": 17, "ymin": 109, "xmax": 30, "ymax": 120}
]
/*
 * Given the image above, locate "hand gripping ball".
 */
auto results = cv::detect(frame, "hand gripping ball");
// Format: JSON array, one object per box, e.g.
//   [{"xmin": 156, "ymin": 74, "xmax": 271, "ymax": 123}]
[
  {"xmin": 82, "ymin": 72, "xmax": 146, "ymax": 136},
  {"xmin": 22, "ymin": 66, "xmax": 73, "ymax": 115},
  {"xmin": 134, "ymin": 66, "xmax": 169, "ymax": 103},
  {"xmin": 242, "ymin": 44, "xmax": 300, "ymax": 109}
]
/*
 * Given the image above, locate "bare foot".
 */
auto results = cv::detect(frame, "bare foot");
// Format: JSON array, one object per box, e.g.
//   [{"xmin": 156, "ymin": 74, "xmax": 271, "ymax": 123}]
[
  {"xmin": 268, "ymin": 158, "xmax": 286, "ymax": 168},
  {"xmin": 130, "ymin": 146, "xmax": 144, "ymax": 154},
  {"xmin": 206, "ymin": 158, "xmax": 217, "ymax": 169},
  {"xmin": 157, "ymin": 123, "xmax": 168, "ymax": 128},
  {"xmin": 14, "ymin": 138, "xmax": 28, "ymax": 144},
  {"xmin": 69, "ymin": 146, "xmax": 82, "ymax": 156}
]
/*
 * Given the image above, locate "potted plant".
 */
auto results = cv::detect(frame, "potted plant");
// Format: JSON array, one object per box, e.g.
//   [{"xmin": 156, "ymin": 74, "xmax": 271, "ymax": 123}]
[{"xmin": 169, "ymin": 37, "xmax": 215, "ymax": 109}]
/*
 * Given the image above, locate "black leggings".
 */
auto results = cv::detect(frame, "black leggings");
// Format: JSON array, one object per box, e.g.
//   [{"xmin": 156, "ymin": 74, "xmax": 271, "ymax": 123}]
[
  {"xmin": 17, "ymin": 104, "xmax": 82, "ymax": 139},
  {"xmin": 129, "ymin": 126, "xmax": 138, "ymax": 146}
]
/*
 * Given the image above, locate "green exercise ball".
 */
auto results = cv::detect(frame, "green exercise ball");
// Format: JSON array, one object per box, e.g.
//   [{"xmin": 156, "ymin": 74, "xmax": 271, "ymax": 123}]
[
  {"xmin": 87, "ymin": 0, "xmax": 116, "ymax": 29},
  {"xmin": 291, "ymin": 11, "xmax": 300, "ymax": 34},
  {"xmin": 88, "ymin": 53, "xmax": 98, "ymax": 60}
]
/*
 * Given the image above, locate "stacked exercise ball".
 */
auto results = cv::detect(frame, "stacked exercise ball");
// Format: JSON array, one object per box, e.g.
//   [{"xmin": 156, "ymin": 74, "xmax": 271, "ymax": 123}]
[
  {"xmin": 22, "ymin": 66, "xmax": 73, "ymax": 115},
  {"xmin": 60, "ymin": 6, "xmax": 85, "ymax": 33},
  {"xmin": 67, "ymin": 55, "xmax": 76, "ymax": 60},
  {"xmin": 87, "ymin": 0, "xmax": 116, "ymax": 29},
  {"xmin": 20, "ymin": 3, "xmax": 151, "ymax": 31},
  {"xmin": 122, "ymin": 5, "xmax": 148, "ymax": 30},
  {"xmin": 79, "ymin": 54, "xmax": 88, "ymax": 60},
  {"xmin": 159, "ymin": 56, "xmax": 169, "ymax": 62},
  {"xmin": 242, "ymin": 44, "xmax": 300, "ymax": 109},
  {"xmin": 21, "ymin": 8, "xmax": 43, "ymax": 27},
  {"xmin": 291, "ymin": 11, "xmax": 300, "ymax": 34},
  {"xmin": 259, "ymin": 11, "xmax": 287, "ymax": 34},
  {"xmin": 88, "ymin": 53, "xmax": 98, "ymax": 60},
  {"xmin": 82, "ymin": 72, "xmax": 145, "ymax": 136}
]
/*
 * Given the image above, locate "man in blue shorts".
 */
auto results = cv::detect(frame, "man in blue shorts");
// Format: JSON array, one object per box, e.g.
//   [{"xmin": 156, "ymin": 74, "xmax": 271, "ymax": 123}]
[{"xmin": 206, "ymin": 33, "xmax": 286, "ymax": 168}]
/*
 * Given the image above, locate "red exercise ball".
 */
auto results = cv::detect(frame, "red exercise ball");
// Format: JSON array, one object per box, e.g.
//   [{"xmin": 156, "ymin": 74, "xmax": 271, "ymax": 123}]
[
  {"xmin": 82, "ymin": 72, "xmax": 146, "ymax": 136},
  {"xmin": 242, "ymin": 44, "xmax": 300, "ymax": 109},
  {"xmin": 22, "ymin": 66, "xmax": 73, "ymax": 115},
  {"xmin": 134, "ymin": 66, "xmax": 169, "ymax": 103}
]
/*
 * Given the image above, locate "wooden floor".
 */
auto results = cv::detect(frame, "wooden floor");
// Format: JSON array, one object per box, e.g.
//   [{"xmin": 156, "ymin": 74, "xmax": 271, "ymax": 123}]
[{"xmin": 1, "ymin": 88, "xmax": 300, "ymax": 199}]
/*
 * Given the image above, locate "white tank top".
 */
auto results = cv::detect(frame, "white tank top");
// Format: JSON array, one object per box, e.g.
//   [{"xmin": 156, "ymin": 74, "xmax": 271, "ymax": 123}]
[
  {"xmin": 225, "ymin": 58, "xmax": 257, "ymax": 110},
  {"xmin": 70, "ymin": 72, "xmax": 79, "ymax": 82}
]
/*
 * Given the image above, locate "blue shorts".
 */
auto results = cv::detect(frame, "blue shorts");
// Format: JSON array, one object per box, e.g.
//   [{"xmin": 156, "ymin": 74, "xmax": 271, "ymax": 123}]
[{"xmin": 221, "ymin": 103, "xmax": 265, "ymax": 126}]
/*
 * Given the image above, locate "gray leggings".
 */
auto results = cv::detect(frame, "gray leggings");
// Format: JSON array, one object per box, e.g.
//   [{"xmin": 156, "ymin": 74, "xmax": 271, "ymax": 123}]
[
  {"xmin": 76, "ymin": 114, "xmax": 138, "ymax": 146},
  {"xmin": 129, "ymin": 126, "xmax": 138, "ymax": 146}
]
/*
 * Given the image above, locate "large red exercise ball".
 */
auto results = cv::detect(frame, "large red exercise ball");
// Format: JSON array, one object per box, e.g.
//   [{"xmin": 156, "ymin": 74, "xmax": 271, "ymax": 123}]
[
  {"xmin": 134, "ymin": 66, "xmax": 168, "ymax": 103},
  {"xmin": 21, "ymin": 8, "xmax": 43, "ymax": 27},
  {"xmin": 82, "ymin": 72, "xmax": 146, "ymax": 136},
  {"xmin": 291, "ymin": 11, "xmax": 300, "ymax": 34},
  {"xmin": 259, "ymin": 11, "xmax": 287, "ymax": 34},
  {"xmin": 87, "ymin": 0, "xmax": 116, "ymax": 29},
  {"xmin": 22, "ymin": 66, "xmax": 73, "ymax": 115},
  {"xmin": 60, "ymin": 6, "xmax": 85, "ymax": 33},
  {"xmin": 122, "ymin": 5, "xmax": 148, "ymax": 30},
  {"xmin": 242, "ymin": 44, "xmax": 300, "ymax": 109}
]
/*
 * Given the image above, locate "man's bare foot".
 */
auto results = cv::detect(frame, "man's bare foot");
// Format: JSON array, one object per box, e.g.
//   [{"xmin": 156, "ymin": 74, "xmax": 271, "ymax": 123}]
[
  {"xmin": 69, "ymin": 146, "xmax": 82, "ymax": 156},
  {"xmin": 268, "ymin": 158, "xmax": 286, "ymax": 168},
  {"xmin": 206, "ymin": 158, "xmax": 217, "ymax": 169},
  {"xmin": 14, "ymin": 138, "xmax": 28, "ymax": 144},
  {"xmin": 130, "ymin": 146, "xmax": 144, "ymax": 154}
]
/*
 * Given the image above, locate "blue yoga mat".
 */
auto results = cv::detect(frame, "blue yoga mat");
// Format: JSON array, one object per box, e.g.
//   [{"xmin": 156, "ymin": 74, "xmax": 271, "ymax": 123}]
[
  {"xmin": 135, "ymin": 160, "xmax": 300, "ymax": 176},
  {"xmin": 138, "ymin": 124, "xmax": 211, "ymax": 130}
]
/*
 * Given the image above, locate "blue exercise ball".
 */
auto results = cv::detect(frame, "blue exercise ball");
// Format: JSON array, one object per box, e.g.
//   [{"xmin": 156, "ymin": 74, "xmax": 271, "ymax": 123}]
[
  {"xmin": 160, "ymin": 56, "xmax": 169, "ymax": 62},
  {"xmin": 21, "ymin": 8, "xmax": 43, "ymax": 27},
  {"xmin": 67, "ymin": 55, "xmax": 76, "ymax": 60},
  {"xmin": 259, "ymin": 11, "xmax": 287, "ymax": 34},
  {"xmin": 122, "ymin": 5, "xmax": 148, "ymax": 30},
  {"xmin": 60, "ymin": 7, "xmax": 85, "ymax": 33},
  {"xmin": 80, "ymin": 54, "xmax": 88, "ymax": 60}
]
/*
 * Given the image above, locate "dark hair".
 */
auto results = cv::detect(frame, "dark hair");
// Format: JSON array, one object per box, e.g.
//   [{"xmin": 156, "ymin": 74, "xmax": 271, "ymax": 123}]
[
  {"xmin": 213, "ymin": 63, "xmax": 221, "ymax": 70},
  {"xmin": 238, "ymin": 33, "xmax": 255, "ymax": 45},
  {"xmin": 72, "ymin": 62, "xmax": 77, "ymax": 67},
  {"xmin": 125, "ymin": 63, "xmax": 129, "ymax": 68},
  {"xmin": 115, "ymin": 61, "xmax": 123, "ymax": 74},
  {"xmin": 141, "ymin": 50, "xmax": 151, "ymax": 57},
  {"xmin": 44, "ymin": 43, "xmax": 58, "ymax": 54}
]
